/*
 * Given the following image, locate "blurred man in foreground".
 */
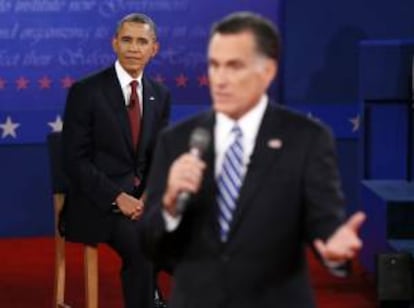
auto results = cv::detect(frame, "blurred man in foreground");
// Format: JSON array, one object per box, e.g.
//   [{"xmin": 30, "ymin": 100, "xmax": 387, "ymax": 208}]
[{"xmin": 143, "ymin": 11, "xmax": 365, "ymax": 308}]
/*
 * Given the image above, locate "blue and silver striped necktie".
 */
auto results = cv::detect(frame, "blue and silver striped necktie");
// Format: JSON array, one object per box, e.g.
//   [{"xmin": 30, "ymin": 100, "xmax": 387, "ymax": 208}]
[{"xmin": 217, "ymin": 125, "xmax": 244, "ymax": 242}]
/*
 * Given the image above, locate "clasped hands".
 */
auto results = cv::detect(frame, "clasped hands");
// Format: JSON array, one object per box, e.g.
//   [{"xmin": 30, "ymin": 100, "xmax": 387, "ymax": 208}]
[{"xmin": 115, "ymin": 192, "xmax": 144, "ymax": 220}]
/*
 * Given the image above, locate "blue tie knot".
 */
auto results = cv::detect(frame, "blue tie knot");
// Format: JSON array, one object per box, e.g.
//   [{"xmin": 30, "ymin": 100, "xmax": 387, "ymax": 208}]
[{"xmin": 232, "ymin": 125, "xmax": 242, "ymax": 137}]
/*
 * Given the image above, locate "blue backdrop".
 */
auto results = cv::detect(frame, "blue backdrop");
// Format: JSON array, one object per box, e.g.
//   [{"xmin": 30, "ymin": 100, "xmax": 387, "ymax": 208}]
[
  {"xmin": 0, "ymin": 0, "xmax": 413, "ymax": 238},
  {"xmin": 0, "ymin": 0, "xmax": 283, "ymax": 237},
  {"xmin": 0, "ymin": 0, "xmax": 282, "ymax": 144}
]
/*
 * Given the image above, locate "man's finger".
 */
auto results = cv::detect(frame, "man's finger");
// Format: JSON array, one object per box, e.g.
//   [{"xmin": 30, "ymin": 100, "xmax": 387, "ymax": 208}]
[
  {"xmin": 313, "ymin": 239, "xmax": 327, "ymax": 257},
  {"xmin": 345, "ymin": 211, "xmax": 366, "ymax": 232}
]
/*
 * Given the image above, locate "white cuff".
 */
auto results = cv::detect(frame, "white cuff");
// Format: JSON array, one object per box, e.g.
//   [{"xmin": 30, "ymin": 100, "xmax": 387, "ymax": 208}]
[
  {"xmin": 162, "ymin": 209, "xmax": 182, "ymax": 232},
  {"xmin": 323, "ymin": 259, "xmax": 347, "ymax": 277}
]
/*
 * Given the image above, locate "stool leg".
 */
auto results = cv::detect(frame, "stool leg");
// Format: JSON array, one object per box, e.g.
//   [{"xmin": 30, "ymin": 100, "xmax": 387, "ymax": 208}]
[
  {"xmin": 84, "ymin": 245, "xmax": 98, "ymax": 308},
  {"xmin": 53, "ymin": 194, "xmax": 66, "ymax": 308}
]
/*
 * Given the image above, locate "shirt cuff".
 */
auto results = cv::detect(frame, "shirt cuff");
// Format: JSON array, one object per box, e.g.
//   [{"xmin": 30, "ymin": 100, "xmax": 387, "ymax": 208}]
[
  {"xmin": 323, "ymin": 259, "xmax": 348, "ymax": 277},
  {"xmin": 162, "ymin": 209, "xmax": 182, "ymax": 232}
]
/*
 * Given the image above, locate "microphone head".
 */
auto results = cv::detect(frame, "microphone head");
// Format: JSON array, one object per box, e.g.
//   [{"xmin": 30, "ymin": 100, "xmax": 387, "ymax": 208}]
[{"xmin": 189, "ymin": 127, "xmax": 210, "ymax": 154}]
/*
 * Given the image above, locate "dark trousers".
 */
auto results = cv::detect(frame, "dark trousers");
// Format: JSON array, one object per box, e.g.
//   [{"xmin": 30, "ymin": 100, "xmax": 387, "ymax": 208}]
[{"xmin": 107, "ymin": 215, "xmax": 154, "ymax": 308}]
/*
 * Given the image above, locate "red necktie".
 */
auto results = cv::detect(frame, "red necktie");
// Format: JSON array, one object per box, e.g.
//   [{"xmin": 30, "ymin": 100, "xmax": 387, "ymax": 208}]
[{"xmin": 128, "ymin": 80, "xmax": 141, "ymax": 151}]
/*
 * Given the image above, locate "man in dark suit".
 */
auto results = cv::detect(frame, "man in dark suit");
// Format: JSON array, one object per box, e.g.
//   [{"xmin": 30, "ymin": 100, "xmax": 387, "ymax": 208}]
[
  {"xmin": 142, "ymin": 11, "xmax": 365, "ymax": 307},
  {"xmin": 62, "ymin": 13, "xmax": 170, "ymax": 308}
]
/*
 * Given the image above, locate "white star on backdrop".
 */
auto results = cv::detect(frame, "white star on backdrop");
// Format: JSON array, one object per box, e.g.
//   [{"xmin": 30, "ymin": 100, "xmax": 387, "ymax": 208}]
[
  {"xmin": 349, "ymin": 114, "xmax": 360, "ymax": 132},
  {"xmin": 48, "ymin": 115, "xmax": 63, "ymax": 132},
  {"xmin": 0, "ymin": 116, "xmax": 20, "ymax": 138}
]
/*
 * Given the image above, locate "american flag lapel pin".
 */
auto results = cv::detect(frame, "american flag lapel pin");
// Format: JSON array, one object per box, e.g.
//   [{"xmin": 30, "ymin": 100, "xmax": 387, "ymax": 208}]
[{"xmin": 267, "ymin": 138, "xmax": 282, "ymax": 149}]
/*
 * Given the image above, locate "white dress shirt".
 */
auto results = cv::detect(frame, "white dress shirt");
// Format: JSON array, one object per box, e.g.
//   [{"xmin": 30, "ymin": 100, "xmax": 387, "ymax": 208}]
[
  {"xmin": 114, "ymin": 60, "xmax": 143, "ymax": 115},
  {"xmin": 214, "ymin": 94, "xmax": 268, "ymax": 180}
]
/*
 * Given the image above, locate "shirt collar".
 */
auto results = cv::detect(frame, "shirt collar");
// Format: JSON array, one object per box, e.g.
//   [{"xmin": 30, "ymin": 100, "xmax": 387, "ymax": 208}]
[
  {"xmin": 216, "ymin": 94, "xmax": 268, "ymax": 139},
  {"xmin": 114, "ymin": 60, "xmax": 143, "ymax": 89}
]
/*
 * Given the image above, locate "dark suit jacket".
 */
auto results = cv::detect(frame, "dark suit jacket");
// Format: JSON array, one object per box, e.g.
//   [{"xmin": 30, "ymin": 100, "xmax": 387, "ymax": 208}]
[
  {"xmin": 62, "ymin": 65, "xmax": 170, "ymax": 244},
  {"xmin": 143, "ymin": 103, "xmax": 345, "ymax": 308}
]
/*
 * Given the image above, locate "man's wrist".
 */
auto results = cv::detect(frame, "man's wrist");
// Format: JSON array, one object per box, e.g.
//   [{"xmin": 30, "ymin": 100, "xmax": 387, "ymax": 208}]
[
  {"xmin": 162, "ymin": 192, "xmax": 176, "ymax": 215},
  {"xmin": 114, "ymin": 192, "xmax": 124, "ymax": 205},
  {"xmin": 111, "ymin": 192, "xmax": 124, "ymax": 213}
]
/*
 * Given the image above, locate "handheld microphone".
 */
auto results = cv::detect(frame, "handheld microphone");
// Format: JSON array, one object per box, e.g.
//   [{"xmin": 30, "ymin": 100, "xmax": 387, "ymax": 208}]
[{"xmin": 175, "ymin": 127, "xmax": 211, "ymax": 215}]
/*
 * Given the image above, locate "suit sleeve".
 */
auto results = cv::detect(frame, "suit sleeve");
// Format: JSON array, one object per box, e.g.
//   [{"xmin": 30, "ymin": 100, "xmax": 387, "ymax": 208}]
[
  {"xmin": 141, "ymin": 83, "xmax": 171, "ymax": 190},
  {"xmin": 303, "ymin": 124, "xmax": 346, "ymax": 242},
  {"xmin": 141, "ymin": 130, "xmax": 181, "ymax": 271},
  {"xmin": 62, "ymin": 82, "xmax": 122, "ymax": 211},
  {"xmin": 159, "ymin": 88, "xmax": 171, "ymax": 131}
]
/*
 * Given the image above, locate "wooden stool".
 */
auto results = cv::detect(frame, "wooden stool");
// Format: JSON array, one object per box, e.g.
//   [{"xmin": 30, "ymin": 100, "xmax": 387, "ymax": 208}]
[{"xmin": 48, "ymin": 132, "xmax": 99, "ymax": 308}]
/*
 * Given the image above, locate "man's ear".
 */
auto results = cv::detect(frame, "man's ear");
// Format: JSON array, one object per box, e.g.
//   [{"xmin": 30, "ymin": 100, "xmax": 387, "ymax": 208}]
[
  {"xmin": 152, "ymin": 41, "xmax": 160, "ymax": 57},
  {"xmin": 266, "ymin": 60, "xmax": 278, "ymax": 81},
  {"xmin": 262, "ymin": 59, "xmax": 278, "ymax": 87},
  {"xmin": 111, "ymin": 37, "xmax": 118, "ymax": 53}
]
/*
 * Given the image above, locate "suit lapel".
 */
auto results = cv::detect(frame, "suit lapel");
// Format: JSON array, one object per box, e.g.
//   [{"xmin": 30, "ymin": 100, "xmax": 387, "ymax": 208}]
[
  {"xmin": 104, "ymin": 66, "xmax": 134, "ymax": 152},
  {"xmin": 136, "ymin": 77, "xmax": 156, "ymax": 159},
  {"xmin": 227, "ymin": 104, "xmax": 284, "ymax": 240},
  {"xmin": 197, "ymin": 112, "xmax": 216, "ymax": 215}
]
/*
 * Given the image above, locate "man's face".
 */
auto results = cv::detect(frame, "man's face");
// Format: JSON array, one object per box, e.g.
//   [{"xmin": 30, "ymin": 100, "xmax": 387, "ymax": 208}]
[
  {"xmin": 112, "ymin": 21, "xmax": 159, "ymax": 78},
  {"xmin": 208, "ymin": 31, "xmax": 277, "ymax": 120}
]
